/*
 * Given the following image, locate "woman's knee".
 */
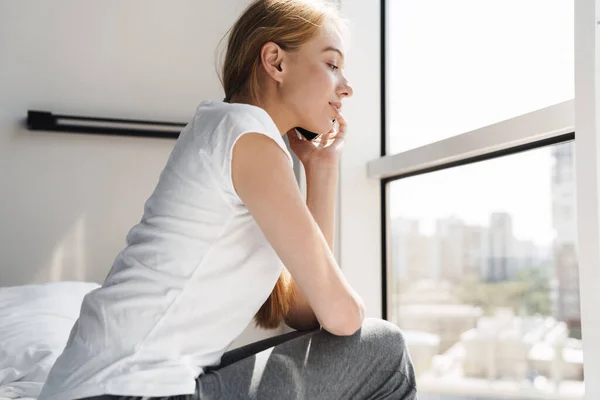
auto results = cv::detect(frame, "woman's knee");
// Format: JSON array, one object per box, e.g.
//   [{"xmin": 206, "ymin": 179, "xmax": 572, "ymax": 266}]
[
  {"xmin": 360, "ymin": 318, "xmax": 417, "ymax": 387},
  {"xmin": 360, "ymin": 318, "xmax": 410, "ymax": 359}
]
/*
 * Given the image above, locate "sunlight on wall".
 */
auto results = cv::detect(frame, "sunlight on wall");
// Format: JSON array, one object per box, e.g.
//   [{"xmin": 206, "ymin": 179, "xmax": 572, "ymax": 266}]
[{"xmin": 45, "ymin": 214, "xmax": 88, "ymax": 282}]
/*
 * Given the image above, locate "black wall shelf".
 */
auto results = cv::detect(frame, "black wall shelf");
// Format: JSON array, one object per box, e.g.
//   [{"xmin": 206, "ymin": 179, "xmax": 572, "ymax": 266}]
[{"xmin": 26, "ymin": 110, "xmax": 187, "ymax": 139}]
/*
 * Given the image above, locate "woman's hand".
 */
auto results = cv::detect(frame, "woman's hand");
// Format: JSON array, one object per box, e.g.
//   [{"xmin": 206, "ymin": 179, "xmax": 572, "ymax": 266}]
[{"xmin": 286, "ymin": 109, "xmax": 347, "ymax": 170}]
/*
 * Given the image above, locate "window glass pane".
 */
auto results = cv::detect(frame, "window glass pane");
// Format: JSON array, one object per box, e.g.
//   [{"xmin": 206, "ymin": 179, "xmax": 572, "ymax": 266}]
[
  {"xmin": 386, "ymin": 0, "xmax": 574, "ymax": 154},
  {"xmin": 388, "ymin": 143, "xmax": 583, "ymax": 399}
]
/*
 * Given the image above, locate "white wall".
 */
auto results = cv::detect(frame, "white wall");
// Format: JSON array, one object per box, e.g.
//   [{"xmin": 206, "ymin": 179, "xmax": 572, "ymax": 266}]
[
  {"xmin": 0, "ymin": 0, "xmax": 291, "ymax": 346},
  {"xmin": 338, "ymin": 0, "xmax": 383, "ymax": 319}
]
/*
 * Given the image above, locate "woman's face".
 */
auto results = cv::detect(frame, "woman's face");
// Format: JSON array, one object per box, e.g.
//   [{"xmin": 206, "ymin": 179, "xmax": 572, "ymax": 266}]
[{"xmin": 280, "ymin": 24, "xmax": 353, "ymax": 135}]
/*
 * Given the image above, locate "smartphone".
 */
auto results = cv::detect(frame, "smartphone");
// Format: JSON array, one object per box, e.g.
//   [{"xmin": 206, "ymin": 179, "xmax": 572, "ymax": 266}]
[{"xmin": 294, "ymin": 127, "xmax": 319, "ymax": 141}]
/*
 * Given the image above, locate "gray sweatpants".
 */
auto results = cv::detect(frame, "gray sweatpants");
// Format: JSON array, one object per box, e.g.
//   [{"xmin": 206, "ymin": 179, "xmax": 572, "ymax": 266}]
[{"xmin": 80, "ymin": 318, "xmax": 417, "ymax": 400}]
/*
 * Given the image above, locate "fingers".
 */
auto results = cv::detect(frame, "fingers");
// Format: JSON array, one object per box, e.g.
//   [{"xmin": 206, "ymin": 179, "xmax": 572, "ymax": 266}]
[
  {"xmin": 312, "ymin": 135, "xmax": 328, "ymax": 150},
  {"xmin": 331, "ymin": 112, "xmax": 347, "ymax": 143},
  {"xmin": 286, "ymin": 111, "xmax": 347, "ymax": 149},
  {"xmin": 333, "ymin": 108, "xmax": 347, "ymax": 132}
]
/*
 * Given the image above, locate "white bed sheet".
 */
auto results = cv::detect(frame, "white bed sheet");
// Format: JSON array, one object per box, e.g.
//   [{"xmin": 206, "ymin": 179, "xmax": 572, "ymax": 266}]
[{"xmin": 0, "ymin": 281, "xmax": 100, "ymax": 400}]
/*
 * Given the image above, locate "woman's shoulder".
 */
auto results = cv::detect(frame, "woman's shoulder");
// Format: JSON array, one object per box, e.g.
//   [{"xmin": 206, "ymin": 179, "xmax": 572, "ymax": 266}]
[
  {"xmin": 193, "ymin": 100, "xmax": 286, "ymax": 150},
  {"xmin": 195, "ymin": 100, "xmax": 276, "ymax": 132}
]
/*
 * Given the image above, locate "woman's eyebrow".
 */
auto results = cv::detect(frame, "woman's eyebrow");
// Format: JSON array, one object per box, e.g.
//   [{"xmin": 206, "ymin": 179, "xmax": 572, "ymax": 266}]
[{"xmin": 321, "ymin": 46, "xmax": 345, "ymax": 61}]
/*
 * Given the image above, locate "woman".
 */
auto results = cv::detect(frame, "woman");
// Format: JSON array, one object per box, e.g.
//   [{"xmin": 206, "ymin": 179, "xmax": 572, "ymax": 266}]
[{"xmin": 39, "ymin": 1, "xmax": 416, "ymax": 399}]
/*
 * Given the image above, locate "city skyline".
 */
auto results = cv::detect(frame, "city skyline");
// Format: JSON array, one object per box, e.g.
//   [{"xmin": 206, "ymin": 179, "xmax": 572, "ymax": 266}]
[
  {"xmin": 391, "ymin": 212, "xmax": 551, "ymax": 283},
  {"xmin": 389, "ymin": 145, "xmax": 562, "ymax": 246}
]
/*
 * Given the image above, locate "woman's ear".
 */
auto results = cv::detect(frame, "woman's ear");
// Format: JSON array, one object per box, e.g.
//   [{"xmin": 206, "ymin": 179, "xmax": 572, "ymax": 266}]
[{"xmin": 260, "ymin": 42, "xmax": 285, "ymax": 82}]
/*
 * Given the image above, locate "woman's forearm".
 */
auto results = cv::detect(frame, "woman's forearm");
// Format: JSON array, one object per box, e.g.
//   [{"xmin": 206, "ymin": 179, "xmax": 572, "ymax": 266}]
[
  {"xmin": 305, "ymin": 164, "xmax": 339, "ymax": 251},
  {"xmin": 283, "ymin": 164, "xmax": 339, "ymax": 331}
]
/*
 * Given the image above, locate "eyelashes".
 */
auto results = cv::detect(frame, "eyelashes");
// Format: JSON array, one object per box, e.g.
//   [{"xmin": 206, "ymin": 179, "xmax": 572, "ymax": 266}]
[{"xmin": 327, "ymin": 63, "xmax": 339, "ymax": 71}]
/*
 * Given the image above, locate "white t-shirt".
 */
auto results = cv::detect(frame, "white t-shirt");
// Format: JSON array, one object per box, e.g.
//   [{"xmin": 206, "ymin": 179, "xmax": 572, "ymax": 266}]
[{"xmin": 38, "ymin": 100, "xmax": 294, "ymax": 400}]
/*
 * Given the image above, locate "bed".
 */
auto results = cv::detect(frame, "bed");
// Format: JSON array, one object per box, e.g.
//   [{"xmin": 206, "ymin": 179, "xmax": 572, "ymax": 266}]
[{"xmin": 0, "ymin": 281, "xmax": 100, "ymax": 400}]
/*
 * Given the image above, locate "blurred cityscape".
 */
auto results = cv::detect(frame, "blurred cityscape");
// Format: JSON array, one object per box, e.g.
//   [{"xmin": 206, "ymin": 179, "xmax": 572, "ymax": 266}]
[{"xmin": 389, "ymin": 143, "xmax": 584, "ymax": 399}]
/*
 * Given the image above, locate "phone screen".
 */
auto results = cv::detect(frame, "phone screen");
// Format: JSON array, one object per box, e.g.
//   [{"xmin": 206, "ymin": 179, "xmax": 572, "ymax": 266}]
[{"xmin": 295, "ymin": 127, "xmax": 319, "ymax": 141}]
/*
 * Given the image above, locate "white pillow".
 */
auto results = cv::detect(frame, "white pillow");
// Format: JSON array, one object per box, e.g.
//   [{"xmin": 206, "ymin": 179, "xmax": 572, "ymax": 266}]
[{"xmin": 0, "ymin": 281, "xmax": 100, "ymax": 400}]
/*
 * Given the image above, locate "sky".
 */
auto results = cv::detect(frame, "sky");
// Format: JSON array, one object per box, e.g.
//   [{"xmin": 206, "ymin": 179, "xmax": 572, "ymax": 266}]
[{"xmin": 385, "ymin": 0, "xmax": 574, "ymax": 246}]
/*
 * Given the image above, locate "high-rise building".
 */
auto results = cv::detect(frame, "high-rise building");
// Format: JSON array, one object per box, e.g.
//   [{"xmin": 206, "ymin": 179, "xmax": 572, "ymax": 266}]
[
  {"xmin": 391, "ymin": 217, "xmax": 436, "ymax": 282},
  {"xmin": 486, "ymin": 212, "xmax": 515, "ymax": 282},
  {"xmin": 435, "ymin": 217, "xmax": 466, "ymax": 282},
  {"xmin": 462, "ymin": 224, "xmax": 490, "ymax": 280},
  {"xmin": 551, "ymin": 143, "xmax": 580, "ymax": 332}
]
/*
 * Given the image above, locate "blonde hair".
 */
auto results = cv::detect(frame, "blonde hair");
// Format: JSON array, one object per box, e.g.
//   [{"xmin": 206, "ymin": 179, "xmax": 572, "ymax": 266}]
[
  {"xmin": 219, "ymin": 0, "xmax": 344, "ymax": 330},
  {"xmin": 254, "ymin": 267, "xmax": 296, "ymax": 329},
  {"xmin": 220, "ymin": 0, "xmax": 344, "ymax": 105}
]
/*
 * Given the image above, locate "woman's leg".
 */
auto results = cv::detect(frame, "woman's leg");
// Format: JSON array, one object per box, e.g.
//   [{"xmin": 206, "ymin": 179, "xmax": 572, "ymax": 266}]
[{"xmin": 196, "ymin": 318, "xmax": 416, "ymax": 400}]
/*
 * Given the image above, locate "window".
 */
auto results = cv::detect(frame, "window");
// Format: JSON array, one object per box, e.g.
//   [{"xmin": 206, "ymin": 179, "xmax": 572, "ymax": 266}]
[
  {"xmin": 386, "ymin": 0, "xmax": 574, "ymax": 155},
  {"xmin": 380, "ymin": 0, "xmax": 586, "ymax": 398},
  {"xmin": 388, "ymin": 143, "xmax": 583, "ymax": 398}
]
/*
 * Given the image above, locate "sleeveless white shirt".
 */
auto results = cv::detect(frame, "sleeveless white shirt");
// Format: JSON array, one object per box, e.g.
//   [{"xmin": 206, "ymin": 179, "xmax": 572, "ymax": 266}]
[{"xmin": 38, "ymin": 100, "xmax": 294, "ymax": 400}]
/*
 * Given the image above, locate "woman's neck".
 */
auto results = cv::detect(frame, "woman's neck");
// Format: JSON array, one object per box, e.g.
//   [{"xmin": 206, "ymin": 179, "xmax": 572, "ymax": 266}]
[{"xmin": 229, "ymin": 93, "xmax": 293, "ymax": 136}]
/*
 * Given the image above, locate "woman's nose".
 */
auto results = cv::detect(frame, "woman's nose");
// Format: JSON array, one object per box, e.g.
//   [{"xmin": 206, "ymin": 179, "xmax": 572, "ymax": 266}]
[{"xmin": 338, "ymin": 80, "xmax": 354, "ymax": 98}]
